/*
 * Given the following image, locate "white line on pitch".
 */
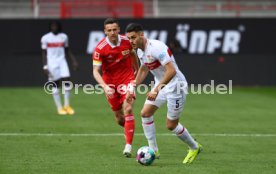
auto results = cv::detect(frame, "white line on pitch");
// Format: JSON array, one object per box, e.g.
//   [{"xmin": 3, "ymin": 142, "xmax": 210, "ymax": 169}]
[{"xmin": 0, "ymin": 133, "xmax": 275, "ymax": 137}]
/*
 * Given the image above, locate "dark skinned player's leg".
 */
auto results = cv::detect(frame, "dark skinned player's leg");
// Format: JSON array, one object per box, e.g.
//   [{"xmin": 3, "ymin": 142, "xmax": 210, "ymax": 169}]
[
  {"xmin": 51, "ymin": 79, "xmax": 67, "ymax": 115},
  {"xmin": 60, "ymin": 77, "xmax": 75, "ymax": 115}
]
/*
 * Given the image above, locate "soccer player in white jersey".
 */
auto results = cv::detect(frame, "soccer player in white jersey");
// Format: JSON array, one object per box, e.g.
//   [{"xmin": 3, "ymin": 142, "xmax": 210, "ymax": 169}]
[
  {"xmin": 126, "ymin": 23, "xmax": 202, "ymax": 164},
  {"xmin": 41, "ymin": 21, "xmax": 78, "ymax": 115}
]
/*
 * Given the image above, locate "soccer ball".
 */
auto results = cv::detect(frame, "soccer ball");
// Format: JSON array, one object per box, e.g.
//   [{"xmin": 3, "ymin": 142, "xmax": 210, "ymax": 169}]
[{"xmin": 136, "ymin": 146, "xmax": 156, "ymax": 166}]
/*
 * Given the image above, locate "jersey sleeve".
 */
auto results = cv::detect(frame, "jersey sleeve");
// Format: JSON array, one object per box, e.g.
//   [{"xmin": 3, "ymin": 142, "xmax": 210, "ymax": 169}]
[
  {"xmin": 152, "ymin": 41, "xmax": 173, "ymax": 66},
  {"xmin": 41, "ymin": 36, "xmax": 47, "ymax": 50},
  {"xmin": 92, "ymin": 47, "xmax": 102, "ymax": 66},
  {"xmin": 64, "ymin": 34, "xmax": 69, "ymax": 47}
]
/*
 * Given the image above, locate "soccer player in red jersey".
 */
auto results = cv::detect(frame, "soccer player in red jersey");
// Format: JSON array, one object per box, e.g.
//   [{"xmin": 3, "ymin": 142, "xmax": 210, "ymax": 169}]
[{"xmin": 92, "ymin": 18, "xmax": 139, "ymax": 157}]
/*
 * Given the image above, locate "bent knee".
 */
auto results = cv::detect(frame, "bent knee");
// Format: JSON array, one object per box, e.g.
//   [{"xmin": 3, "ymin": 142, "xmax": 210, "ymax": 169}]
[
  {"xmin": 166, "ymin": 124, "xmax": 176, "ymax": 131},
  {"xmin": 124, "ymin": 105, "xmax": 133, "ymax": 115},
  {"xmin": 140, "ymin": 105, "xmax": 158, "ymax": 118},
  {"xmin": 166, "ymin": 120, "xmax": 178, "ymax": 131},
  {"xmin": 141, "ymin": 110, "xmax": 152, "ymax": 118}
]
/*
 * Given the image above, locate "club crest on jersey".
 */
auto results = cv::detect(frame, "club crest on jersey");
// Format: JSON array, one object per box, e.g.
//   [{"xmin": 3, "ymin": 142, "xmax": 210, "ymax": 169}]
[
  {"xmin": 121, "ymin": 49, "xmax": 130, "ymax": 56},
  {"xmin": 146, "ymin": 55, "xmax": 155, "ymax": 63}
]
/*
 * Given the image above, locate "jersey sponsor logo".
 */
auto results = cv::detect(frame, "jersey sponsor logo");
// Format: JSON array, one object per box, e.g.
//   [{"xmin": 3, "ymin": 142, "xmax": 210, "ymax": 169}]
[
  {"xmin": 47, "ymin": 42, "xmax": 65, "ymax": 48},
  {"xmin": 145, "ymin": 60, "xmax": 161, "ymax": 70}
]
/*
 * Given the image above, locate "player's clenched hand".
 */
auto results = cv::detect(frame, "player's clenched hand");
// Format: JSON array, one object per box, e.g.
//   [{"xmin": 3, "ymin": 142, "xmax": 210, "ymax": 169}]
[
  {"xmin": 104, "ymin": 85, "xmax": 115, "ymax": 98},
  {"xmin": 147, "ymin": 90, "xmax": 158, "ymax": 101},
  {"xmin": 126, "ymin": 83, "xmax": 135, "ymax": 104}
]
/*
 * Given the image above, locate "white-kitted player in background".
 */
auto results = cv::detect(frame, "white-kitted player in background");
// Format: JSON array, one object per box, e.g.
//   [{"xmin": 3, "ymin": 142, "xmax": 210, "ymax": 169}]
[
  {"xmin": 41, "ymin": 21, "xmax": 78, "ymax": 115},
  {"xmin": 126, "ymin": 23, "xmax": 202, "ymax": 164}
]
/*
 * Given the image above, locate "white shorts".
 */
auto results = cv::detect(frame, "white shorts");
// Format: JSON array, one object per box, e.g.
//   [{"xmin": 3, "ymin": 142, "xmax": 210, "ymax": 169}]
[
  {"xmin": 145, "ymin": 88, "xmax": 186, "ymax": 120},
  {"xmin": 48, "ymin": 60, "xmax": 70, "ymax": 81}
]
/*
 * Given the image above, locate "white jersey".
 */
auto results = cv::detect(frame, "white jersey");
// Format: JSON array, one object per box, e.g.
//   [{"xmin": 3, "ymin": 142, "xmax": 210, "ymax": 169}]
[
  {"xmin": 137, "ymin": 39, "xmax": 187, "ymax": 92},
  {"xmin": 41, "ymin": 32, "xmax": 70, "ymax": 81},
  {"xmin": 41, "ymin": 32, "xmax": 68, "ymax": 65}
]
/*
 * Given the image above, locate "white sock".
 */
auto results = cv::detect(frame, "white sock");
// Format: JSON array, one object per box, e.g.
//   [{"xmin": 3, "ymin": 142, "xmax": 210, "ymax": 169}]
[
  {"xmin": 172, "ymin": 123, "xmax": 198, "ymax": 150},
  {"xmin": 52, "ymin": 87, "xmax": 62, "ymax": 110},
  {"xmin": 142, "ymin": 116, "xmax": 158, "ymax": 152},
  {"xmin": 64, "ymin": 89, "xmax": 70, "ymax": 107}
]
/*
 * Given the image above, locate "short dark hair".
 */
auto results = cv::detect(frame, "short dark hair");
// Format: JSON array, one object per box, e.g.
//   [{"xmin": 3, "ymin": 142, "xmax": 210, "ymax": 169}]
[
  {"xmin": 125, "ymin": 23, "xmax": 143, "ymax": 33},
  {"xmin": 104, "ymin": 18, "xmax": 119, "ymax": 26}
]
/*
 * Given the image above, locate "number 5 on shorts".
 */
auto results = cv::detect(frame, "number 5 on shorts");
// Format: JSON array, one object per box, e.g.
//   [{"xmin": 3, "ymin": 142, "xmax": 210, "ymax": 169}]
[{"xmin": 176, "ymin": 100, "xmax": 180, "ymax": 109}]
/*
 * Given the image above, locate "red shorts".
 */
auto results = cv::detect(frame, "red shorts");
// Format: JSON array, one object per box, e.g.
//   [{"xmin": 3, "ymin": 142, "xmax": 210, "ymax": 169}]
[{"xmin": 106, "ymin": 82, "xmax": 135, "ymax": 111}]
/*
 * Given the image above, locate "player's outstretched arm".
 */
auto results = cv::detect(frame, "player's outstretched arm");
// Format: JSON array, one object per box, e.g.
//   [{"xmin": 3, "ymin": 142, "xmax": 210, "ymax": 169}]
[{"xmin": 65, "ymin": 47, "xmax": 79, "ymax": 71}]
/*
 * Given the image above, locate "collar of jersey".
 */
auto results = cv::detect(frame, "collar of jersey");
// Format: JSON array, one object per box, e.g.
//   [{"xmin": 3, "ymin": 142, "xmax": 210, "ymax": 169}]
[
  {"xmin": 50, "ymin": 32, "xmax": 60, "ymax": 36},
  {"xmin": 136, "ymin": 38, "xmax": 150, "ymax": 58},
  {"xmin": 105, "ymin": 35, "xmax": 121, "ymax": 48}
]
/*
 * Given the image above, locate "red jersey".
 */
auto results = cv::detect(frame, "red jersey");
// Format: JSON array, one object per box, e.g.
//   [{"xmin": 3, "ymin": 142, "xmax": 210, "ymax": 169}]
[{"xmin": 93, "ymin": 35, "xmax": 134, "ymax": 86}]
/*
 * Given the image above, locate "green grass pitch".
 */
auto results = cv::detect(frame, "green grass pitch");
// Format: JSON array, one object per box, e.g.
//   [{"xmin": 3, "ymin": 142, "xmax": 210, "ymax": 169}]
[{"xmin": 0, "ymin": 87, "xmax": 276, "ymax": 174}]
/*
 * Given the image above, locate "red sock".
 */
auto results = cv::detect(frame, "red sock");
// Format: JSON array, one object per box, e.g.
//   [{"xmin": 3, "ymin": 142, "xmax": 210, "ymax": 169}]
[{"xmin": 124, "ymin": 114, "xmax": 135, "ymax": 145}]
